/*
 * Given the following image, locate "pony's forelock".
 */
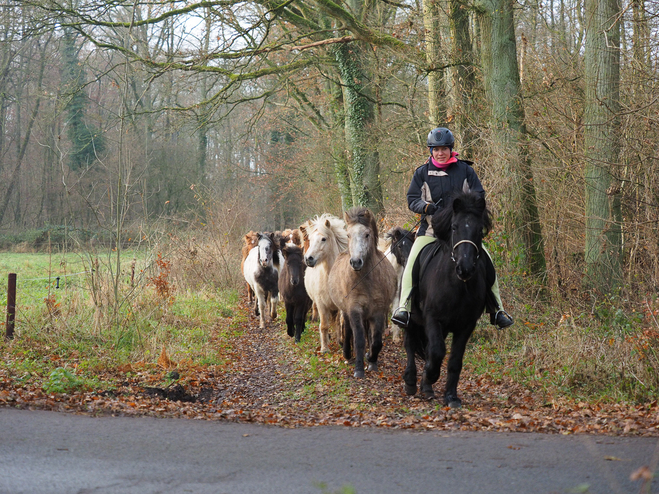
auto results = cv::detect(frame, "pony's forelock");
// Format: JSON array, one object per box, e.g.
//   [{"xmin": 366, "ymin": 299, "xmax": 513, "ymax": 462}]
[
  {"xmin": 309, "ymin": 213, "xmax": 348, "ymax": 252},
  {"xmin": 344, "ymin": 207, "xmax": 379, "ymax": 239},
  {"xmin": 431, "ymin": 191, "xmax": 491, "ymax": 241}
]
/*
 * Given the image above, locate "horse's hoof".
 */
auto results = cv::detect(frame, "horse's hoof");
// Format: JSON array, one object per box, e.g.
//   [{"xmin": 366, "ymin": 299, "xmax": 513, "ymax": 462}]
[
  {"xmin": 354, "ymin": 370, "xmax": 365, "ymax": 379},
  {"xmin": 422, "ymin": 391, "xmax": 436, "ymax": 400},
  {"xmin": 445, "ymin": 396, "xmax": 462, "ymax": 408},
  {"xmin": 404, "ymin": 384, "xmax": 417, "ymax": 396},
  {"xmin": 367, "ymin": 362, "xmax": 378, "ymax": 373}
]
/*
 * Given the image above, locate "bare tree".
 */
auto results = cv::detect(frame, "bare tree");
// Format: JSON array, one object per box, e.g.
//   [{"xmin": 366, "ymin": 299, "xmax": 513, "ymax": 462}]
[
  {"xmin": 476, "ymin": 0, "xmax": 546, "ymax": 279},
  {"xmin": 583, "ymin": 0, "xmax": 622, "ymax": 291}
]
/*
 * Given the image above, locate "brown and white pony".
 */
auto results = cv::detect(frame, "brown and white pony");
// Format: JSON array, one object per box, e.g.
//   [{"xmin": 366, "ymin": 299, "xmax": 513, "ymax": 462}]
[
  {"xmin": 299, "ymin": 219, "xmax": 318, "ymax": 322},
  {"xmin": 281, "ymin": 228, "xmax": 303, "ymax": 248},
  {"xmin": 243, "ymin": 232, "xmax": 281, "ymax": 329},
  {"xmin": 241, "ymin": 231, "xmax": 259, "ymax": 303},
  {"xmin": 380, "ymin": 227, "xmax": 415, "ymax": 343},
  {"xmin": 328, "ymin": 207, "xmax": 397, "ymax": 378},
  {"xmin": 302, "ymin": 213, "xmax": 348, "ymax": 353}
]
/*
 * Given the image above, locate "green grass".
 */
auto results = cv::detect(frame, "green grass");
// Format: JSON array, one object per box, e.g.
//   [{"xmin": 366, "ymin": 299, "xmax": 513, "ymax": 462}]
[{"xmin": 0, "ymin": 250, "xmax": 241, "ymax": 393}]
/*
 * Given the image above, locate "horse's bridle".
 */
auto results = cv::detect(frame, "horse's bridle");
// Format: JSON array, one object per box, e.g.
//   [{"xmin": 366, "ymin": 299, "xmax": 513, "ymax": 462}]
[{"xmin": 450, "ymin": 237, "xmax": 480, "ymax": 263}]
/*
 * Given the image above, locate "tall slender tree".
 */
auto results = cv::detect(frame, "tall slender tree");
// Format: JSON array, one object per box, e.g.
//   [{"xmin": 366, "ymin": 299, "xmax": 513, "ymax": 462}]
[
  {"xmin": 583, "ymin": 0, "xmax": 622, "ymax": 292},
  {"xmin": 61, "ymin": 27, "xmax": 105, "ymax": 171},
  {"xmin": 477, "ymin": 0, "xmax": 546, "ymax": 279},
  {"xmin": 423, "ymin": 0, "xmax": 446, "ymax": 127}
]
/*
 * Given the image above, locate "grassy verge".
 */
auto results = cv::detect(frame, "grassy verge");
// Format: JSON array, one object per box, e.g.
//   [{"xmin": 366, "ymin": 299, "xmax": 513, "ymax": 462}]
[
  {"xmin": 1, "ymin": 250, "xmax": 658, "ymax": 408},
  {"xmin": 0, "ymin": 248, "xmax": 241, "ymax": 395}
]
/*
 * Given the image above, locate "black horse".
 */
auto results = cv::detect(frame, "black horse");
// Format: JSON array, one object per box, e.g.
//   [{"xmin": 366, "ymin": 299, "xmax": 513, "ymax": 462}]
[
  {"xmin": 278, "ymin": 241, "xmax": 313, "ymax": 343},
  {"xmin": 403, "ymin": 188, "xmax": 494, "ymax": 408}
]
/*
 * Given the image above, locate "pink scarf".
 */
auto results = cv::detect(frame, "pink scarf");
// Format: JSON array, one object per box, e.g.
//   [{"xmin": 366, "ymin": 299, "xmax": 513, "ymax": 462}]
[{"xmin": 430, "ymin": 151, "xmax": 458, "ymax": 170}]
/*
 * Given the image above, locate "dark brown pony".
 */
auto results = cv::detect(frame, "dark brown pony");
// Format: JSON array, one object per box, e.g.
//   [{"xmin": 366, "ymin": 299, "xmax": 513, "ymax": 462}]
[
  {"xmin": 278, "ymin": 240, "xmax": 313, "ymax": 343},
  {"xmin": 328, "ymin": 207, "xmax": 397, "ymax": 378}
]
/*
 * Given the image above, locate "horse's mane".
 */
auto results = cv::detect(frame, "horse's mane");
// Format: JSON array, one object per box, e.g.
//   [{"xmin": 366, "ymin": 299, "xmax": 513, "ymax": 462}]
[
  {"xmin": 431, "ymin": 191, "xmax": 492, "ymax": 242},
  {"xmin": 384, "ymin": 226, "xmax": 412, "ymax": 242},
  {"xmin": 281, "ymin": 243, "xmax": 304, "ymax": 260},
  {"xmin": 344, "ymin": 207, "xmax": 379, "ymax": 240},
  {"xmin": 308, "ymin": 213, "xmax": 349, "ymax": 252}
]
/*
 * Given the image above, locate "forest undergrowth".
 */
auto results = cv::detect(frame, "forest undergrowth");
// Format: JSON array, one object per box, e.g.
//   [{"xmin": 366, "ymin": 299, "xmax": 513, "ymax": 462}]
[{"xmin": 0, "ymin": 242, "xmax": 658, "ymax": 435}]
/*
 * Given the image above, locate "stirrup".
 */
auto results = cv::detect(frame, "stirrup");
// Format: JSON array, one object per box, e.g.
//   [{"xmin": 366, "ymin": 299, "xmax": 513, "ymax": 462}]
[
  {"xmin": 391, "ymin": 309, "xmax": 410, "ymax": 329},
  {"xmin": 492, "ymin": 310, "xmax": 514, "ymax": 329}
]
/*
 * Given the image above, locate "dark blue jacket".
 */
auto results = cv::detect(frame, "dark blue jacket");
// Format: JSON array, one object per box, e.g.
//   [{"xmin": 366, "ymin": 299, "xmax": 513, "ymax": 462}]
[{"xmin": 407, "ymin": 158, "xmax": 485, "ymax": 236}]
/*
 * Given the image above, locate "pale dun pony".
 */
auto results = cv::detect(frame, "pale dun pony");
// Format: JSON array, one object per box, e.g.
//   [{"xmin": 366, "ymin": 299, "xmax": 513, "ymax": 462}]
[
  {"xmin": 301, "ymin": 214, "xmax": 348, "ymax": 353},
  {"xmin": 329, "ymin": 208, "xmax": 397, "ymax": 378}
]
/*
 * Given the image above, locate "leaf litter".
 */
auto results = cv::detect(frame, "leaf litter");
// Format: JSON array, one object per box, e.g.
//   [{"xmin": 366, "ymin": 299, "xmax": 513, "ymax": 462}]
[{"xmin": 1, "ymin": 299, "xmax": 658, "ymax": 436}]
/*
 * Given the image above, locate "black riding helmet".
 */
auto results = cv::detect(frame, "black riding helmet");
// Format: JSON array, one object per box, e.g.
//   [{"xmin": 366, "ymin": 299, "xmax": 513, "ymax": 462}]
[{"xmin": 427, "ymin": 127, "xmax": 455, "ymax": 149}]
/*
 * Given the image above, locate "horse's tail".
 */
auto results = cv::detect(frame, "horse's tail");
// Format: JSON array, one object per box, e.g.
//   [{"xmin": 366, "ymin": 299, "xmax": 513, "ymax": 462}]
[{"xmin": 406, "ymin": 326, "xmax": 428, "ymax": 360}]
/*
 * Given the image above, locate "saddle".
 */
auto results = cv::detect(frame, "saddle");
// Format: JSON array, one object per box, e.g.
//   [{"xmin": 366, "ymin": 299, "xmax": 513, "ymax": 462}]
[{"xmin": 411, "ymin": 240, "xmax": 444, "ymax": 292}]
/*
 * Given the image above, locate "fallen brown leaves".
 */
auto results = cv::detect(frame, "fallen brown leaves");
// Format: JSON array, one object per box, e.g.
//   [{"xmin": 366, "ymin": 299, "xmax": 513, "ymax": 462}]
[{"xmin": 1, "ymin": 300, "xmax": 659, "ymax": 436}]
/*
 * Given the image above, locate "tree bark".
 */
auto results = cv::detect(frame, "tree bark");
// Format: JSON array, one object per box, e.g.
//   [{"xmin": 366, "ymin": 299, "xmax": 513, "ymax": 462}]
[
  {"xmin": 583, "ymin": 0, "xmax": 622, "ymax": 292},
  {"xmin": 334, "ymin": 40, "xmax": 383, "ymax": 214},
  {"xmin": 448, "ymin": 0, "xmax": 477, "ymax": 154},
  {"xmin": 477, "ymin": 0, "xmax": 547, "ymax": 279},
  {"xmin": 423, "ymin": 0, "xmax": 446, "ymax": 127}
]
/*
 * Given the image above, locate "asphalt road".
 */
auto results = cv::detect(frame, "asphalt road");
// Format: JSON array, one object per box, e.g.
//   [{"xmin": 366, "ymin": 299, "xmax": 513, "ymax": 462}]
[{"xmin": 1, "ymin": 408, "xmax": 657, "ymax": 494}]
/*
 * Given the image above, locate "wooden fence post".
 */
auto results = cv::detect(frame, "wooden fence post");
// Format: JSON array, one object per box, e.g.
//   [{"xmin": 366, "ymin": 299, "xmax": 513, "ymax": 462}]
[{"xmin": 6, "ymin": 273, "xmax": 16, "ymax": 339}]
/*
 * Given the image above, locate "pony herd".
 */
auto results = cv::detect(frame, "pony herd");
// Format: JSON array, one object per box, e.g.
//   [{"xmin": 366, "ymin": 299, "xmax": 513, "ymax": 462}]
[{"xmin": 241, "ymin": 190, "xmax": 492, "ymax": 408}]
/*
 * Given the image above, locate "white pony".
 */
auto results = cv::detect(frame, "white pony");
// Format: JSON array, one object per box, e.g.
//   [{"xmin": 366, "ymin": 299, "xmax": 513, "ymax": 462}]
[
  {"xmin": 243, "ymin": 232, "xmax": 282, "ymax": 328},
  {"xmin": 300, "ymin": 214, "xmax": 348, "ymax": 353}
]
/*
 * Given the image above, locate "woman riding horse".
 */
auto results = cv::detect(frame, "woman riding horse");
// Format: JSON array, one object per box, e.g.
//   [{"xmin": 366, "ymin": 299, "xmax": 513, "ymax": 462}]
[{"xmin": 391, "ymin": 127, "xmax": 514, "ymax": 330}]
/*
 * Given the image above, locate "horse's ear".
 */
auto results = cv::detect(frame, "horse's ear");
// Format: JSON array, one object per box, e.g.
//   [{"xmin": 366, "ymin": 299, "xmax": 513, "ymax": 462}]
[
  {"xmin": 299, "ymin": 225, "xmax": 308, "ymax": 241},
  {"xmin": 462, "ymin": 179, "xmax": 471, "ymax": 194},
  {"xmin": 326, "ymin": 219, "xmax": 332, "ymax": 228},
  {"xmin": 475, "ymin": 196, "xmax": 486, "ymax": 211},
  {"xmin": 343, "ymin": 211, "xmax": 349, "ymax": 223},
  {"xmin": 257, "ymin": 232, "xmax": 264, "ymax": 240},
  {"xmin": 279, "ymin": 236, "xmax": 287, "ymax": 251}
]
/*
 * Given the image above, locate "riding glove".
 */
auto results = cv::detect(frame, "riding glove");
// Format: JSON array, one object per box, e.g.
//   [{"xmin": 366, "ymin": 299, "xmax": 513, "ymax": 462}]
[{"xmin": 424, "ymin": 203, "xmax": 437, "ymax": 215}]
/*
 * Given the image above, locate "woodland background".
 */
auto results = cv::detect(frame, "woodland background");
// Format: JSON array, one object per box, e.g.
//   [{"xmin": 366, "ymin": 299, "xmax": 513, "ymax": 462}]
[{"xmin": 0, "ymin": 0, "xmax": 658, "ymax": 320}]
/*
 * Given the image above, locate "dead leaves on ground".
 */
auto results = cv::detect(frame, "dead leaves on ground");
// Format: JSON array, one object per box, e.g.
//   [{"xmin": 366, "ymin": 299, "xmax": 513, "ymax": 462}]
[{"xmin": 1, "ymin": 299, "xmax": 659, "ymax": 437}]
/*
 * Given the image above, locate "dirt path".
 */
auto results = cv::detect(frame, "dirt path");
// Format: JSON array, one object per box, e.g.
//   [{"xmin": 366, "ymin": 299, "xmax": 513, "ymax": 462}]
[{"xmin": 1, "ymin": 300, "xmax": 658, "ymax": 435}]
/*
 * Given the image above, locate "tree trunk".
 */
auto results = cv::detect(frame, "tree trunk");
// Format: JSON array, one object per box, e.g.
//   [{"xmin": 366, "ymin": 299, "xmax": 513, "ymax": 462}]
[
  {"xmin": 448, "ymin": 0, "xmax": 477, "ymax": 154},
  {"xmin": 423, "ymin": 0, "xmax": 446, "ymax": 126},
  {"xmin": 0, "ymin": 39, "xmax": 46, "ymax": 227},
  {"xmin": 334, "ymin": 41, "xmax": 383, "ymax": 214},
  {"xmin": 478, "ymin": 0, "xmax": 547, "ymax": 279},
  {"xmin": 583, "ymin": 0, "xmax": 622, "ymax": 292}
]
